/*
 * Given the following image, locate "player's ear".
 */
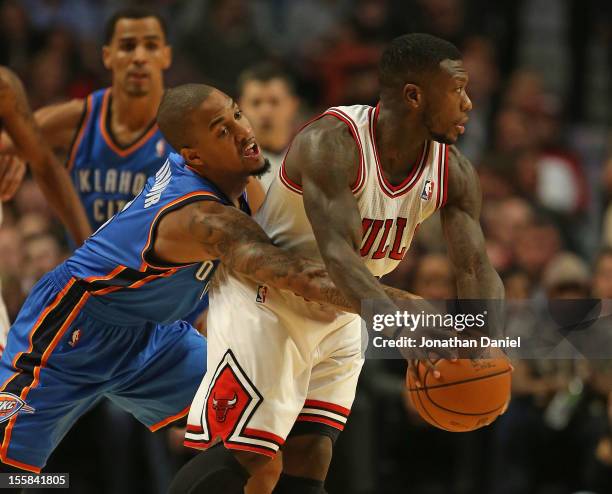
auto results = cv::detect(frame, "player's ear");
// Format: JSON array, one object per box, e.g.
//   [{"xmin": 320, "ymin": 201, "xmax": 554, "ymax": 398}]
[
  {"xmin": 102, "ymin": 45, "xmax": 112, "ymax": 70},
  {"xmin": 402, "ymin": 83, "xmax": 422, "ymax": 109},
  {"xmin": 181, "ymin": 147, "xmax": 203, "ymax": 166}
]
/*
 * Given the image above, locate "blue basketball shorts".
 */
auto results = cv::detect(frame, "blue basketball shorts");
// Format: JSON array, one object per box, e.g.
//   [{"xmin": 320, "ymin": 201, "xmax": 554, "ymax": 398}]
[{"xmin": 0, "ymin": 265, "xmax": 207, "ymax": 472}]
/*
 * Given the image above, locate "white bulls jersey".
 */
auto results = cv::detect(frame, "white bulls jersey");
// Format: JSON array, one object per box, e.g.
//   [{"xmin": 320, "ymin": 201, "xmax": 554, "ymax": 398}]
[
  {"xmin": 186, "ymin": 104, "xmax": 450, "ymax": 454},
  {"xmin": 260, "ymin": 103, "xmax": 449, "ymax": 278}
]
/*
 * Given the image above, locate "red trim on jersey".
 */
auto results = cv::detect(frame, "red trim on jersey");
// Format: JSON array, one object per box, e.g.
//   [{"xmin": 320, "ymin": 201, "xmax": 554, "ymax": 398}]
[
  {"xmin": 369, "ymin": 104, "xmax": 429, "ymax": 198},
  {"xmin": 183, "ymin": 438, "xmax": 278, "ymax": 458},
  {"xmin": 296, "ymin": 415, "xmax": 346, "ymax": 431},
  {"xmin": 304, "ymin": 399, "xmax": 350, "ymax": 417},
  {"xmin": 139, "ymin": 191, "xmax": 221, "ymax": 271},
  {"xmin": 221, "ymin": 441, "xmax": 278, "ymax": 458},
  {"xmin": 435, "ymin": 144, "xmax": 444, "ymax": 209},
  {"xmin": 441, "ymin": 145, "xmax": 449, "ymax": 207},
  {"xmin": 186, "ymin": 423, "xmax": 204, "ymax": 434},
  {"xmin": 84, "ymin": 265, "xmax": 127, "ymax": 284},
  {"xmin": 324, "ymin": 108, "xmax": 366, "ymax": 193},
  {"xmin": 278, "ymin": 108, "xmax": 366, "ymax": 195},
  {"xmin": 243, "ymin": 428, "xmax": 285, "ymax": 447},
  {"xmin": 66, "ymin": 95, "xmax": 93, "ymax": 172},
  {"xmin": 149, "ymin": 405, "xmax": 190, "ymax": 432},
  {"xmin": 99, "ymin": 89, "xmax": 160, "ymax": 158}
]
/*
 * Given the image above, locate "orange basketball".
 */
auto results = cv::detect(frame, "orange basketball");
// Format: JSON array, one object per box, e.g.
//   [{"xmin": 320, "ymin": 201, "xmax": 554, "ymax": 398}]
[{"xmin": 407, "ymin": 357, "xmax": 512, "ymax": 432}]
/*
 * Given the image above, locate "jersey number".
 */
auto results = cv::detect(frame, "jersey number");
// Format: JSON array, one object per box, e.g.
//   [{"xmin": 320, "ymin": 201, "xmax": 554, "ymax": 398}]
[{"xmin": 194, "ymin": 261, "xmax": 215, "ymax": 299}]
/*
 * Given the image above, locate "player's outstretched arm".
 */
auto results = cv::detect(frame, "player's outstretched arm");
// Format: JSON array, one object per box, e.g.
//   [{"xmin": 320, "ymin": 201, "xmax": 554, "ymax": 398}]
[
  {"xmin": 291, "ymin": 117, "xmax": 399, "ymax": 315},
  {"xmin": 0, "ymin": 67, "xmax": 92, "ymax": 244},
  {"xmin": 440, "ymin": 146, "xmax": 504, "ymax": 299},
  {"xmin": 155, "ymin": 198, "xmax": 357, "ymax": 310}
]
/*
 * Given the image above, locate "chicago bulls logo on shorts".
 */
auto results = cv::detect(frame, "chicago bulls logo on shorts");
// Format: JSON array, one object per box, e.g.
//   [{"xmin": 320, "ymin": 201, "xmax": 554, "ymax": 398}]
[{"xmin": 212, "ymin": 392, "xmax": 237, "ymax": 422}]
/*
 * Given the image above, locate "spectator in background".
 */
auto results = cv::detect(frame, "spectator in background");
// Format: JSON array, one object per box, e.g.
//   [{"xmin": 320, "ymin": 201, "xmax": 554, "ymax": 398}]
[
  {"xmin": 237, "ymin": 63, "xmax": 301, "ymax": 191},
  {"xmin": 514, "ymin": 218, "xmax": 562, "ymax": 287},
  {"xmin": 591, "ymin": 247, "xmax": 612, "ymax": 299},
  {"xmin": 180, "ymin": 0, "xmax": 269, "ymax": 94}
]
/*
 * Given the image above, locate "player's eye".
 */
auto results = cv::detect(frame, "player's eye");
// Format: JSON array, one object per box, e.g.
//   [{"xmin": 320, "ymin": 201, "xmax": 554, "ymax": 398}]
[
  {"xmin": 234, "ymin": 110, "xmax": 242, "ymax": 120},
  {"xmin": 218, "ymin": 127, "xmax": 229, "ymax": 137},
  {"xmin": 120, "ymin": 42, "xmax": 135, "ymax": 51},
  {"xmin": 146, "ymin": 42, "xmax": 160, "ymax": 50}
]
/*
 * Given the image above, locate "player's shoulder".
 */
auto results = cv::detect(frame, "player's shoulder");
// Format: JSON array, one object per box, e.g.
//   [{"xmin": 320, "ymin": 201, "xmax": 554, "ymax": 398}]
[{"xmin": 292, "ymin": 114, "xmax": 360, "ymax": 166}]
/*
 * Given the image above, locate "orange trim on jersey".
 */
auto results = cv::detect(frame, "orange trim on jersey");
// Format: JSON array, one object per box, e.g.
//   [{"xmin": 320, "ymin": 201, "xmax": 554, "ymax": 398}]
[
  {"xmin": 98, "ymin": 89, "xmax": 159, "ymax": 158},
  {"xmin": 84, "ymin": 265, "xmax": 127, "ymax": 284},
  {"xmin": 66, "ymin": 95, "xmax": 93, "ymax": 172},
  {"xmin": 1, "ymin": 289, "xmax": 90, "ymax": 461},
  {"xmin": 0, "ymin": 279, "xmax": 76, "ymax": 392},
  {"xmin": 0, "ymin": 455, "xmax": 41, "ymax": 473},
  {"xmin": 140, "ymin": 191, "xmax": 221, "ymax": 271},
  {"xmin": 149, "ymin": 405, "xmax": 190, "ymax": 432}
]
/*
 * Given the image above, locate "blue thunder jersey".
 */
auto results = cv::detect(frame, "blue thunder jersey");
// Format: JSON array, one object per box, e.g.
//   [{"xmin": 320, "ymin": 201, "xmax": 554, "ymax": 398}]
[
  {"xmin": 66, "ymin": 88, "xmax": 171, "ymax": 230},
  {"xmin": 65, "ymin": 153, "xmax": 250, "ymax": 325}
]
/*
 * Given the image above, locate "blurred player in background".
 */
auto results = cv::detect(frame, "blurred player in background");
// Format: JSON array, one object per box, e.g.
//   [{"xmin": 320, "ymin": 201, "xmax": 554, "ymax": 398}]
[
  {"xmin": 238, "ymin": 63, "xmax": 301, "ymax": 192},
  {"xmin": 174, "ymin": 33, "xmax": 503, "ymax": 494},
  {"xmin": 0, "ymin": 66, "xmax": 91, "ymax": 354}
]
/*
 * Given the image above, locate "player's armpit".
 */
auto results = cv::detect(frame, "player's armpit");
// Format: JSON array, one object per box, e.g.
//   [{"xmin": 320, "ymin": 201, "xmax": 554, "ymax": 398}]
[
  {"xmin": 291, "ymin": 117, "xmax": 397, "ymax": 315},
  {"xmin": 154, "ymin": 199, "xmax": 356, "ymax": 311},
  {"xmin": 441, "ymin": 146, "xmax": 503, "ymax": 299}
]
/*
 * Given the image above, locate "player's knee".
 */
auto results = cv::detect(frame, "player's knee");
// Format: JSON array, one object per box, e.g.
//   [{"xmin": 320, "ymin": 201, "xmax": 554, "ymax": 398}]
[
  {"xmin": 233, "ymin": 449, "xmax": 274, "ymax": 476},
  {"xmin": 282, "ymin": 434, "xmax": 333, "ymax": 479}
]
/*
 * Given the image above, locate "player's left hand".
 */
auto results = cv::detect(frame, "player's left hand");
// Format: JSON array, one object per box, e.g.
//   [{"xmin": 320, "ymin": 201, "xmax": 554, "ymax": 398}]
[{"xmin": 0, "ymin": 153, "xmax": 26, "ymax": 201}]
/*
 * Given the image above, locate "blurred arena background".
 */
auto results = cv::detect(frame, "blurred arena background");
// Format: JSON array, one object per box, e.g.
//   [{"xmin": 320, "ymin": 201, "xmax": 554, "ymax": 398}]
[{"xmin": 0, "ymin": 0, "xmax": 610, "ymax": 493}]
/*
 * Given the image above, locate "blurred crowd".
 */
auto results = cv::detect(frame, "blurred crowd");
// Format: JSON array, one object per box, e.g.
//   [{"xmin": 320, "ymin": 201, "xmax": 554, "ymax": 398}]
[{"xmin": 0, "ymin": 0, "xmax": 611, "ymax": 493}]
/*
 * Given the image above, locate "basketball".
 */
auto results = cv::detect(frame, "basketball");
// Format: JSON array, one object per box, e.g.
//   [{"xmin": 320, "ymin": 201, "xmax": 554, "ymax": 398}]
[{"xmin": 407, "ymin": 356, "xmax": 512, "ymax": 432}]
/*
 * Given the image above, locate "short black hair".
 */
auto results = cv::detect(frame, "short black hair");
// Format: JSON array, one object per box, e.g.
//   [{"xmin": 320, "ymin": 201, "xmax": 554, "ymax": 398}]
[
  {"xmin": 379, "ymin": 33, "xmax": 462, "ymax": 89},
  {"xmin": 157, "ymin": 84, "xmax": 216, "ymax": 151},
  {"xmin": 104, "ymin": 7, "xmax": 168, "ymax": 45},
  {"xmin": 236, "ymin": 62, "xmax": 296, "ymax": 97}
]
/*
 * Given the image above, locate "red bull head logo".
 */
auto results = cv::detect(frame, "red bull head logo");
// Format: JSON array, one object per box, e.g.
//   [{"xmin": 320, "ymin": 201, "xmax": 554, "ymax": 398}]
[
  {"xmin": 212, "ymin": 393, "xmax": 237, "ymax": 422},
  {"xmin": 0, "ymin": 392, "xmax": 35, "ymax": 424}
]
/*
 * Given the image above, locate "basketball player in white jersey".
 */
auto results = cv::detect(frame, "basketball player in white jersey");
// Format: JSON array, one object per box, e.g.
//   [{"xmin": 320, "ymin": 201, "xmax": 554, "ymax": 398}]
[
  {"xmin": 0, "ymin": 67, "xmax": 90, "ymax": 353},
  {"xmin": 172, "ymin": 34, "xmax": 503, "ymax": 494}
]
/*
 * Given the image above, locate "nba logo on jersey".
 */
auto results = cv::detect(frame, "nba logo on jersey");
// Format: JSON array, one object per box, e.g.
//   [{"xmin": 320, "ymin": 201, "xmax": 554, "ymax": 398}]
[
  {"xmin": 256, "ymin": 285, "xmax": 268, "ymax": 303},
  {"xmin": 421, "ymin": 180, "xmax": 434, "ymax": 201}
]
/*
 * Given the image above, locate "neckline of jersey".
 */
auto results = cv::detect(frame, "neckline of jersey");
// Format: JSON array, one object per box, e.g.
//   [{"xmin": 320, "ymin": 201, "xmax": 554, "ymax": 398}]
[{"xmin": 369, "ymin": 103, "xmax": 428, "ymax": 196}]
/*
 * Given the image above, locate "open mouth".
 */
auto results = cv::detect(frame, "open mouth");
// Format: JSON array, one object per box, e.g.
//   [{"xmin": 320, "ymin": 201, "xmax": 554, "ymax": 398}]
[
  {"xmin": 128, "ymin": 72, "xmax": 149, "ymax": 81},
  {"xmin": 242, "ymin": 141, "xmax": 261, "ymax": 158}
]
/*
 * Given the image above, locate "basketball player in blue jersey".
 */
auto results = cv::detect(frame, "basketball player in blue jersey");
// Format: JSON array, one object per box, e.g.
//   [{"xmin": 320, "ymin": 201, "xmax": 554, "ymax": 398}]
[{"xmin": 0, "ymin": 83, "xmax": 368, "ymax": 477}]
